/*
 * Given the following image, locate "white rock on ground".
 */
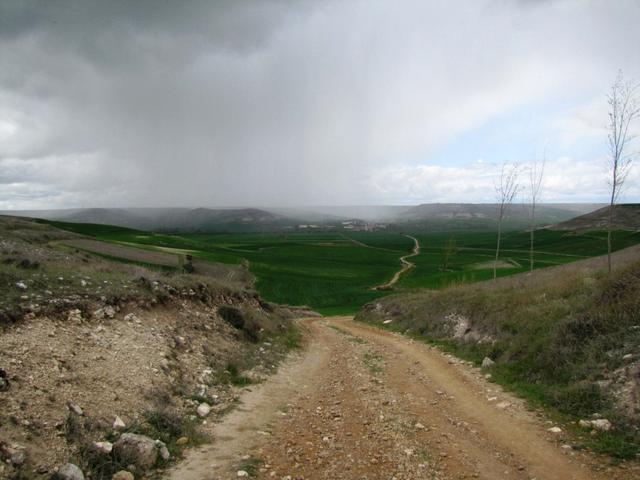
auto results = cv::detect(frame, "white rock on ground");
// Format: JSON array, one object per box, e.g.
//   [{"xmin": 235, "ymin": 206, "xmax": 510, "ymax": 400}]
[
  {"xmin": 56, "ymin": 463, "xmax": 85, "ymax": 480},
  {"xmin": 591, "ymin": 419, "xmax": 612, "ymax": 431},
  {"xmin": 124, "ymin": 313, "xmax": 139, "ymax": 323},
  {"xmin": 111, "ymin": 471, "xmax": 134, "ymax": 480},
  {"xmin": 113, "ymin": 433, "xmax": 158, "ymax": 470},
  {"xmin": 579, "ymin": 419, "xmax": 612, "ymax": 431},
  {"xmin": 67, "ymin": 402, "xmax": 83, "ymax": 416},
  {"xmin": 10, "ymin": 450, "xmax": 26, "ymax": 467},
  {"xmin": 197, "ymin": 402, "xmax": 211, "ymax": 418},
  {"xmin": 113, "ymin": 416, "xmax": 126, "ymax": 430},
  {"xmin": 481, "ymin": 357, "xmax": 495, "ymax": 368},
  {"xmin": 547, "ymin": 427, "xmax": 563, "ymax": 434},
  {"xmin": 155, "ymin": 440, "xmax": 171, "ymax": 461},
  {"xmin": 93, "ymin": 441, "xmax": 113, "ymax": 454}
]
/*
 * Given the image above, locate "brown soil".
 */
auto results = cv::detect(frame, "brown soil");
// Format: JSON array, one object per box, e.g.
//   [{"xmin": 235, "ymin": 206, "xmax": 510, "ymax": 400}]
[
  {"xmin": 63, "ymin": 238, "xmax": 181, "ymax": 267},
  {"xmin": 166, "ymin": 317, "xmax": 640, "ymax": 480}
]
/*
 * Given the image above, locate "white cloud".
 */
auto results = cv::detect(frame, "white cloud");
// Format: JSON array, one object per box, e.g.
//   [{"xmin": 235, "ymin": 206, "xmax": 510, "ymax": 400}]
[
  {"xmin": 366, "ymin": 155, "xmax": 640, "ymax": 204},
  {"xmin": 0, "ymin": 153, "xmax": 141, "ymax": 209},
  {"xmin": 551, "ymin": 100, "xmax": 608, "ymax": 149}
]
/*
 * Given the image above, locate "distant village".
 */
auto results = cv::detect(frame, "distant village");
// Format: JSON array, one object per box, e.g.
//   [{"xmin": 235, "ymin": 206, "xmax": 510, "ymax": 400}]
[{"xmin": 290, "ymin": 219, "xmax": 389, "ymax": 232}]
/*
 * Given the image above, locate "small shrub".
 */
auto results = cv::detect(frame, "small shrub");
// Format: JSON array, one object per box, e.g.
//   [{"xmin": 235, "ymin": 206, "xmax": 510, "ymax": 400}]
[
  {"xmin": 235, "ymin": 456, "xmax": 263, "ymax": 476},
  {"xmin": 17, "ymin": 258, "xmax": 39, "ymax": 269},
  {"xmin": 242, "ymin": 315, "xmax": 261, "ymax": 343},
  {"xmin": 64, "ymin": 413, "xmax": 84, "ymax": 443},
  {"xmin": 130, "ymin": 408, "xmax": 208, "ymax": 456},
  {"xmin": 218, "ymin": 306, "xmax": 244, "ymax": 329},
  {"xmin": 588, "ymin": 431, "xmax": 640, "ymax": 460},
  {"xmin": 144, "ymin": 409, "xmax": 185, "ymax": 441},
  {"xmin": 551, "ymin": 382, "xmax": 609, "ymax": 417},
  {"xmin": 183, "ymin": 262, "xmax": 195, "ymax": 274},
  {"xmin": 77, "ymin": 443, "xmax": 126, "ymax": 480},
  {"xmin": 225, "ymin": 363, "xmax": 256, "ymax": 387},
  {"xmin": 274, "ymin": 326, "xmax": 302, "ymax": 350}
]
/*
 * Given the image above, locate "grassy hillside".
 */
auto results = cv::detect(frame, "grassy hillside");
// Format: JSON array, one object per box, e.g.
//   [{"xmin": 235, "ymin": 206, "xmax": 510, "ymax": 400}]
[
  {"xmin": 553, "ymin": 204, "xmax": 640, "ymax": 231},
  {"xmin": 357, "ymin": 246, "xmax": 640, "ymax": 459}
]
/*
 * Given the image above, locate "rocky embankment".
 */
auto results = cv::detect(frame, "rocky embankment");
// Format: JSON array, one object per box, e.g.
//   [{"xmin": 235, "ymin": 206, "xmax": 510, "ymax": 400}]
[{"xmin": 0, "ymin": 216, "xmax": 311, "ymax": 479}]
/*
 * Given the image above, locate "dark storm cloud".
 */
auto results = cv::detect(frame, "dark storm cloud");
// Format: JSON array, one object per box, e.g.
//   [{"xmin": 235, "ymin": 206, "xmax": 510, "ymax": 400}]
[
  {"xmin": 0, "ymin": 0, "xmax": 639, "ymax": 208},
  {"xmin": 0, "ymin": 1, "xmax": 291, "ymax": 50}
]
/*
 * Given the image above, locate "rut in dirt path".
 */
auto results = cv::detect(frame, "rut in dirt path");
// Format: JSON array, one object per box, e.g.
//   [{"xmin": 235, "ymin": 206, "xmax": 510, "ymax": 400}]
[
  {"xmin": 373, "ymin": 234, "xmax": 420, "ymax": 290},
  {"xmin": 164, "ymin": 317, "xmax": 639, "ymax": 480}
]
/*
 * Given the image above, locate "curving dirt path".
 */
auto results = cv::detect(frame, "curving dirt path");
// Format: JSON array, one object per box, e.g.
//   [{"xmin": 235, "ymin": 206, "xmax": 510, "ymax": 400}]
[
  {"xmin": 374, "ymin": 235, "xmax": 420, "ymax": 290},
  {"xmin": 165, "ymin": 317, "xmax": 639, "ymax": 480}
]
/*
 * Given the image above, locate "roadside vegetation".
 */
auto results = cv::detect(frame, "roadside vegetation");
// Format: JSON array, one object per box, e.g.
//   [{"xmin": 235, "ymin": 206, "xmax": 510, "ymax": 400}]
[{"xmin": 357, "ymin": 246, "xmax": 640, "ymax": 459}]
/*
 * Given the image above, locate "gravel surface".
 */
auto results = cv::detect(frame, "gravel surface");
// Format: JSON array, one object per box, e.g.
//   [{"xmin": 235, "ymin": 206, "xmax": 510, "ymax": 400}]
[{"xmin": 166, "ymin": 317, "xmax": 640, "ymax": 480}]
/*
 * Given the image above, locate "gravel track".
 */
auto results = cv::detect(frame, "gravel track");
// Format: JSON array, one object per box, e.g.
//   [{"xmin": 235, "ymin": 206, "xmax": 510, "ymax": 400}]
[{"xmin": 165, "ymin": 317, "xmax": 639, "ymax": 480}]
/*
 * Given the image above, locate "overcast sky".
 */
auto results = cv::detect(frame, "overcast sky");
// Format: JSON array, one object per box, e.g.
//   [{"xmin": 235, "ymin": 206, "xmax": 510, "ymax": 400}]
[{"xmin": 1, "ymin": 0, "xmax": 639, "ymax": 209}]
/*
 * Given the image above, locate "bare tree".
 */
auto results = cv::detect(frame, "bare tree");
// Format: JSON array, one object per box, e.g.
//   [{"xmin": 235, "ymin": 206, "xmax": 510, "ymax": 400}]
[
  {"xmin": 526, "ymin": 149, "xmax": 546, "ymax": 272},
  {"xmin": 494, "ymin": 163, "xmax": 520, "ymax": 281},
  {"xmin": 606, "ymin": 70, "xmax": 639, "ymax": 273},
  {"xmin": 441, "ymin": 236, "xmax": 457, "ymax": 272}
]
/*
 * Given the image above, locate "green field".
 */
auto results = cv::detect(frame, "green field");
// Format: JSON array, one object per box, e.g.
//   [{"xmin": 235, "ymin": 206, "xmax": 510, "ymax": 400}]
[
  {"xmin": 399, "ymin": 229, "xmax": 640, "ymax": 289},
  {"xmin": 41, "ymin": 219, "xmax": 640, "ymax": 314}
]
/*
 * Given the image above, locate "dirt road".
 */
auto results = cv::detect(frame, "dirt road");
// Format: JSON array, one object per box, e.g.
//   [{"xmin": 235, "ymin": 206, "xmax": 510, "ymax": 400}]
[
  {"xmin": 166, "ymin": 317, "xmax": 638, "ymax": 480},
  {"xmin": 374, "ymin": 235, "xmax": 420, "ymax": 290}
]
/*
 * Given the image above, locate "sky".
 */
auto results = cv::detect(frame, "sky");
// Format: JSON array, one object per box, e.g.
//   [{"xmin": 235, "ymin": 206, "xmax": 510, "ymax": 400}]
[{"xmin": 1, "ymin": 0, "xmax": 639, "ymax": 209}]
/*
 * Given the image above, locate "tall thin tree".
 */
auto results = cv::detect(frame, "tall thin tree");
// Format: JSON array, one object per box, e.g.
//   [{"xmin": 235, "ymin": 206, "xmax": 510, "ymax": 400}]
[
  {"xmin": 527, "ymin": 150, "xmax": 546, "ymax": 272},
  {"xmin": 494, "ymin": 162, "xmax": 520, "ymax": 281},
  {"xmin": 606, "ymin": 70, "xmax": 639, "ymax": 273}
]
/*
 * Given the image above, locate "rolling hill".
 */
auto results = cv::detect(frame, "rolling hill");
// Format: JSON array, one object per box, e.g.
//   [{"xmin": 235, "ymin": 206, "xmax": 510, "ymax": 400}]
[
  {"xmin": 0, "ymin": 203, "xmax": 604, "ymax": 233},
  {"xmin": 551, "ymin": 204, "xmax": 640, "ymax": 231},
  {"xmin": 1, "ymin": 207, "xmax": 289, "ymax": 233},
  {"xmin": 393, "ymin": 203, "xmax": 603, "ymax": 231}
]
